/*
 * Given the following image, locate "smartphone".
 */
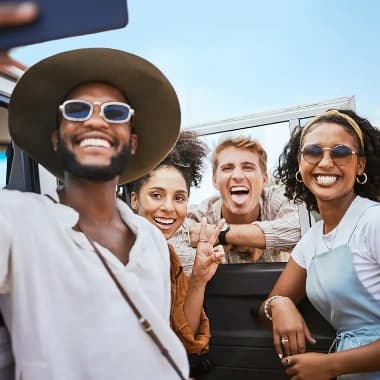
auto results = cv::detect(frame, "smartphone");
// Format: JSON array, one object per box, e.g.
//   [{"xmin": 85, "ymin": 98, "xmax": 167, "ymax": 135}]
[{"xmin": 0, "ymin": 0, "xmax": 129, "ymax": 49}]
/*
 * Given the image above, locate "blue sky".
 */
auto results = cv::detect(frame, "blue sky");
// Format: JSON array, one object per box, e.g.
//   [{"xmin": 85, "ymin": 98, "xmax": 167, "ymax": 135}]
[{"xmin": 12, "ymin": 0, "xmax": 380, "ymax": 127}]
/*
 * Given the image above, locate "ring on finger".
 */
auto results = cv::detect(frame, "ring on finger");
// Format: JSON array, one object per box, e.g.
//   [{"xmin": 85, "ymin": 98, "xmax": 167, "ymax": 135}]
[
  {"xmin": 199, "ymin": 239, "xmax": 208, "ymax": 243},
  {"xmin": 281, "ymin": 338, "xmax": 289, "ymax": 344}
]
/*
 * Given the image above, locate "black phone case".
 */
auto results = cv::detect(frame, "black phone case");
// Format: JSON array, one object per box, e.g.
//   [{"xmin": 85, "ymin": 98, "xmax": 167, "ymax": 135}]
[{"xmin": 0, "ymin": 0, "xmax": 129, "ymax": 49}]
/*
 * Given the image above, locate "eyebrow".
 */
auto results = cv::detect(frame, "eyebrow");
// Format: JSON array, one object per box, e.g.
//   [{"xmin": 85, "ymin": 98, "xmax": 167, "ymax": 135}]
[
  {"xmin": 149, "ymin": 186, "xmax": 188, "ymax": 194},
  {"xmin": 220, "ymin": 161, "xmax": 257, "ymax": 167}
]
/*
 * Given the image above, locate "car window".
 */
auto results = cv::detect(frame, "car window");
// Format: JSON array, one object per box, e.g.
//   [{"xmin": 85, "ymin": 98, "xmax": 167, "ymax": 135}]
[
  {"xmin": 188, "ymin": 96, "xmax": 355, "ymax": 205},
  {"xmin": 189, "ymin": 121, "xmax": 290, "ymax": 205}
]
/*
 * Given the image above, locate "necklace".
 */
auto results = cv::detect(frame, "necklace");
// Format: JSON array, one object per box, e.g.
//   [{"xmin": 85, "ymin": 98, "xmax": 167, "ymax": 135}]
[{"xmin": 322, "ymin": 193, "xmax": 356, "ymax": 251}]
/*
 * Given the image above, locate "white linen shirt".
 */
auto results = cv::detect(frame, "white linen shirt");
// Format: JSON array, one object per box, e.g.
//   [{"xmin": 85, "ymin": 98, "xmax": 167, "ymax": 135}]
[{"xmin": 0, "ymin": 190, "xmax": 189, "ymax": 380}]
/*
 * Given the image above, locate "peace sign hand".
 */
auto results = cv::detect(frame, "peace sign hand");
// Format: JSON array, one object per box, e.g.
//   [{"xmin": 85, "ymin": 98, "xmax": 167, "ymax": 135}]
[{"xmin": 191, "ymin": 217, "xmax": 226, "ymax": 285}]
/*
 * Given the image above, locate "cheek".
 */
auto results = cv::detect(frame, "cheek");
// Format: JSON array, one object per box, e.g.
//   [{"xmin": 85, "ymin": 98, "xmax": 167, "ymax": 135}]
[
  {"xmin": 176, "ymin": 204, "xmax": 188, "ymax": 224},
  {"xmin": 139, "ymin": 200, "xmax": 158, "ymax": 219}
]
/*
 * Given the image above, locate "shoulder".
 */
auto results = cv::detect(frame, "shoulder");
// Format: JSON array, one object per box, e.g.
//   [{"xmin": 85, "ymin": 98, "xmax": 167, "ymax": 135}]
[
  {"xmin": 291, "ymin": 221, "xmax": 323, "ymax": 268},
  {"xmin": 353, "ymin": 197, "xmax": 380, "ymax": 247},
  {"xmin": 262, "ymin": 186, "xmax": 293, "ymax": 206},
  {"xmin": 187, "ymin": 195, "xmax": 221, "ymax": 222},
  {"xmin": 0, "ymin": 189, "xmax": 47, "ymax": 216}
]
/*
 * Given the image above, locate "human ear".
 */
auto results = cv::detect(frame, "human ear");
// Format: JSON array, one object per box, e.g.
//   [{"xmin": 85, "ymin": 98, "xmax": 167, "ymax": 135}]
[
  {"xmin": 212, "ymin": 174, "xmax": 219, "ymax": 191},
  {"xmin": 262, "ymin": 172, "xmax": 269, "ymax": 187},
  {"xmin": 357, "ymin": 157, "xmax": 366, "ymax": 175},
  {"xmin": 130, "ymin": 192, "xmax": 139, "ymax": 213}
]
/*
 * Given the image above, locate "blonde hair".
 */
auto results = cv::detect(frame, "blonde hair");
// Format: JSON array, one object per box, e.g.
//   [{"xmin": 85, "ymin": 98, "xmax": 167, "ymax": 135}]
[{"xmin": 212, "ymin": 136, "xmax": 268, "ymax": 174}]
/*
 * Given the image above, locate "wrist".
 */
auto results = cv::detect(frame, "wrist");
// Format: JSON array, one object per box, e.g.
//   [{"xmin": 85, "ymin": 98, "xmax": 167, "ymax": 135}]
[
  {"xmin": 218, "ymin": 222, "xmax": 230, "ymax": 245},
  {"xmin": 188, "ymin": 275, "xmax": 207, "ymax": 290},
  {"xmin": 264, "ymin": 295, "xmax": 287, "ymax": 320}
]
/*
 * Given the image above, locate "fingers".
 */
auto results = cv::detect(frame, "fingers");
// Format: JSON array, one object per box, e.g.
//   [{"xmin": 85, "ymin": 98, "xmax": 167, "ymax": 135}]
[
  {"xmin": 212, "ymin": 244, "xmax": 225, "ymax": 263},
  {"xmin": 0, "ymin": 2, "xmax": 38, "ymax": 27},
  {"xmin": 198, "ymin": 217, "xmax": 225, "ymax": 247},
  {"xmin": 273, "ymin": 333, "xmax": 284, "ymax": 359},
  {"xmin": 0, "ymin": 53, "xmax": 27, "ymax": 72},
  {"xmin": 209, "ymin": 218, "xmax": 225, "ymax": 246},
  {"xmin": 296, "ymin": 330, "xmax": 306, "ymax": 354},
  {"xmin": 198, "ymin": 217, "xmax": 209, "ymax": 244},
  {"xmin": 281, "ymin": 355, "xmax": 293, "ymax": 367},
  {"xmin": 282, "ymin": 356, "xmax": 297, "ymax": 378},
  {"xmin": 189, "ymin": 224, "xmax": 201, "ymax": 248},
  {"xmin": 304, "ymin": 324, "xmax": 316, "ymax": 345}
]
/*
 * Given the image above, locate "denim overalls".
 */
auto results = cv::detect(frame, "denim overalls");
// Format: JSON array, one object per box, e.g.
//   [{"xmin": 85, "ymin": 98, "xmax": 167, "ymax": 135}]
[{"xmin": 306, "ymin": 203, "xmax": 380, "ymax": 380}]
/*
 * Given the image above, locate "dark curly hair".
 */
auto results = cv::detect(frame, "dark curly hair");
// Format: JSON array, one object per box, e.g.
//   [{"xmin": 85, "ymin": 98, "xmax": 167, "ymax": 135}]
[
  {"xmin": 126, "ymin": 130, "xmax": 208, "ymax": 198},
  {"xmin": 274, "ymin": 109, "xmax": 380, "ymax": 212}
]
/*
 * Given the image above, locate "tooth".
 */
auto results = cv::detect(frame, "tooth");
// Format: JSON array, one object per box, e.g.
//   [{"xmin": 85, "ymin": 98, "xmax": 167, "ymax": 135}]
[
  {"xmin": 80, "ymin": 138, "xmax": 110, "ymax": 148},
  {"xmin": 316, "ymin": 175, "xmax": 337, "ymax": 184}
]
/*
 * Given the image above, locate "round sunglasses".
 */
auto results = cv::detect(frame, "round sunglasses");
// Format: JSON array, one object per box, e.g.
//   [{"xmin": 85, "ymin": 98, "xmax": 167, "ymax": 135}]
[
  {"xmin": 59, "ymin": 100, "xmax": 134, "ymax": 124},
  {"xmin": 300, "ymin": 144, "xmax": 359, "ymax": 166}
]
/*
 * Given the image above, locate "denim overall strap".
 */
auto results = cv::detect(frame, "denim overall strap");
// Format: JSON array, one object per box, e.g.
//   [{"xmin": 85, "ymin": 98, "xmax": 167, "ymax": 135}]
[{"xmin": 306, "ymin": 202, "xmax": 380, "ymax": 380}]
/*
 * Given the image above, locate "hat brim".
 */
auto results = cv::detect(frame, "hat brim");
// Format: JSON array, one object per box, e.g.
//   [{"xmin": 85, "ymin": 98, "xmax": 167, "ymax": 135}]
[{"xmin": 9, "ymin": 48, "xmax": 180, "ymax": 184}]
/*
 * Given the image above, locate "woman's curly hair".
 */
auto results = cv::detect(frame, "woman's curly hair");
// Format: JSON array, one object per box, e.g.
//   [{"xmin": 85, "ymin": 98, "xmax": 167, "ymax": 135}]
[
  {"xmin": 126, "ymin": 130, "xmax": 208, "ymax": 197},
  {"xmin": 274, "ymin": 109, "xmax": 380, "ymax": 212}
]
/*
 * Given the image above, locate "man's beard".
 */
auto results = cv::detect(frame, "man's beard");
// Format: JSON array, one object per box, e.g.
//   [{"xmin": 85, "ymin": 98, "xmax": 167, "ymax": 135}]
[{"xmin": 56, "ymin": 138, "xmax": 131, "ymax": 182}]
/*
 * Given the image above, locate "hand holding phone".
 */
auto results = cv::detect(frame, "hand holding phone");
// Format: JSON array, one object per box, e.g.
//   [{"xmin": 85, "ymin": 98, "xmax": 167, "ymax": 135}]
[
  {"xmin": 0, "ymin": 2, "xmax": 38, "ymax": 28},
  {"xmin": 0, "ymin": 0, "xmax": 128, "ymax": 50},
  {"xmin": 0, "ymin": 2, "xmax": 39, "ymax": 72}
]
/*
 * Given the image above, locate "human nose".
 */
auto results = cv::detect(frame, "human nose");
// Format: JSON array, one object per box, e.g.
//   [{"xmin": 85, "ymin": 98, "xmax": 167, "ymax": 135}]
[
  {"xmin": 83, "ymin": 104, "xmax": 109, "ymax": 128},
  {"xmin": 231, "ymin": 167, "xmax": 244, "ymax": 179},
  {"xmin": 160, "ymin": 197, "xmax": 175, "ymax": 211},
  {"xmin": 318, "ymin": 148, "xmax": 334, "ymax": 167}
]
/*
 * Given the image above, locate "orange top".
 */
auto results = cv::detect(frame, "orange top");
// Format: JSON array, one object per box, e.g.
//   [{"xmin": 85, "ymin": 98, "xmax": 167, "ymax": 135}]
[{"xmin": 169, "ymin": 244, "xmax": 210, "ymax": 354}]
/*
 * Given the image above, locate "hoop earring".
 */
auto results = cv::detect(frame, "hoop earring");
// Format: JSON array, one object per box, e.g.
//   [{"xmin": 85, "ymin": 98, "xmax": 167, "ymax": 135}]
[
  {"xmin": 356, "ymin": 172, "xmax": 367, "ymax": 185},
  {"xmin": 295, "ymin": 171, "xmax": 303, "ymax": 183}
]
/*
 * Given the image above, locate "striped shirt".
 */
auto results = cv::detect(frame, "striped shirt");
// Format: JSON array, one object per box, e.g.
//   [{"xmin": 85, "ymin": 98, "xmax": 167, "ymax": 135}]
[{"xmin": 170, "ymin": 186, "xmax": 307, "ymax": 276}]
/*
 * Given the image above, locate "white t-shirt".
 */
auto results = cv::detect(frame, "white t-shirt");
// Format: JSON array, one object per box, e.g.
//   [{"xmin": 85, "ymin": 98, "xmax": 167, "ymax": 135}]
[
  {"xmin": 0, "ymin": 190, "xmax": 189, "ymax": 380},
  {"xmin": 292, "ymin": 196, "xmax": 380, "ymax": 301}
]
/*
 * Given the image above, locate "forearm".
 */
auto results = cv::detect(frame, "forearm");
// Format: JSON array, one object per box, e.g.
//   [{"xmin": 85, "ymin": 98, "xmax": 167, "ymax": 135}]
[
  {"xmin": 226, "ymin": 223, "xmax": 266, "ymax": 248},
  {"xmin": 183, "ymin": 278, "xmax": 206, "ymax": 334},
  {"xmin": 329, "ymin": 339, "xmax": 380, "ymax": 377}
]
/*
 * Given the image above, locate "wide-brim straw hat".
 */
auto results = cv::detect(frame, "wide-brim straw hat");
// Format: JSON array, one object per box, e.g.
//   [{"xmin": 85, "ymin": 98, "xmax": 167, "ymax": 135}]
[{"xmin": 9, "ymin": 48, "xmax": 181, "ymax": 184}]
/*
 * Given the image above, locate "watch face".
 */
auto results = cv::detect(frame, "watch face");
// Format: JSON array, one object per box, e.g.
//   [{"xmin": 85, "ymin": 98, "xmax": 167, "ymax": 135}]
[{"xmin": 221, "ymin": 222, "xmax": 230, "ymax": 232}]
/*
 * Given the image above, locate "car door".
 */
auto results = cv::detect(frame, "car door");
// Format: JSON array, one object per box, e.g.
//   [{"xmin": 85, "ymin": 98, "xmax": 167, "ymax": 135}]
[{"xmin": 203, "ymin": 263, "xmax": 335, "ymax": 379}]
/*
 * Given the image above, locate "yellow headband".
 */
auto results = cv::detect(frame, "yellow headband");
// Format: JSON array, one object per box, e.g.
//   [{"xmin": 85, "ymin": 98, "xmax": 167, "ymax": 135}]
[{"xmin": 300, "ymin": 110, "xmax": 364, "ymax": 151}]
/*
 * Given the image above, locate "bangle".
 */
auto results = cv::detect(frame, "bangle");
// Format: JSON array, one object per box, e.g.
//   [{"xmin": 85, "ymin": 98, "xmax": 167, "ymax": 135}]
[{"xmin": 264, "ymin": 295, "xmax": 284, "ymax": 321}]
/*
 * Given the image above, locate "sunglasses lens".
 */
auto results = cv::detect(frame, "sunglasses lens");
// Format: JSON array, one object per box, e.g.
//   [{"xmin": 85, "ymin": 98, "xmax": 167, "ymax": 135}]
[
  {"xmin": 103, "ymin": 103, "xmax": 131, "ymax": 122},
  {"xmin": 302, "ymin": 144, "xmax": 323, "ymax": 164},
  {"xmin": 331, "ymin": 145, "xmax": 353, "ymax": 165},
  {"xmin": 64, "ymin": 101, "xmax": 91, "ymax": 120}
]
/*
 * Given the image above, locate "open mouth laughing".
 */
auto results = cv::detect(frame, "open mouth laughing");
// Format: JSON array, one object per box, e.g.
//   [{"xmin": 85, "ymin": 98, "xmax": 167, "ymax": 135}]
[
  {"xmin": 314, "ymin": 175, "xmax": 338, "ymax": 185},
  {"xmin": 79, "ymin": 137, "xmax": 112, "ymax": 148},
  {"xmin": 230, "ymin": 186, "xmax": 250, "ymax": 204},
  {"xmin": 153, "ymin": 216, "xmax": 176, "ymax": 230}
]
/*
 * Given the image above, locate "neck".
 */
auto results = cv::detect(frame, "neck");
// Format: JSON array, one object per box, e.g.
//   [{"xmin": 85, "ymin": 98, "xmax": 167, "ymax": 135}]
[
  {"xmin": 59, "ymin": 174, "xmax": 120, "ymax": 226},
  {"xmin": 221, "ymin": 203, "xmax": 260, "ymax": 224},
  {"xmin": 318, "ymin": 191, "xmax": 356, "ymax": 234}
]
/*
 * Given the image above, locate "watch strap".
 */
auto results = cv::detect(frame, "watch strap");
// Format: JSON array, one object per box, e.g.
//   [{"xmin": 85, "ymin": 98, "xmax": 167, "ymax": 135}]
[{"xmin": 218, "ymin": 223, "xmax": 230, "ymax": 245}]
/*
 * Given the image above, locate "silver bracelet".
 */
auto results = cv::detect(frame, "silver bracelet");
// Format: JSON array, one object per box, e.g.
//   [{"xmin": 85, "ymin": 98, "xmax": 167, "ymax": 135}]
[{"xmin": 264, "ymin": 295, "xmax": 284, "ymax": 320}]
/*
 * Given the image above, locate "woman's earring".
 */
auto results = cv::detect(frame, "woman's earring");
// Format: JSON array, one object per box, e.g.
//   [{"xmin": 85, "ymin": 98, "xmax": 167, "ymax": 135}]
[
  {"xmin": 295, "ymin": 171, "xmax": 303, "ymax": 183},
  {"xmin": 356, "ymin": 172, "xmax": 368, "ymax": 185}
]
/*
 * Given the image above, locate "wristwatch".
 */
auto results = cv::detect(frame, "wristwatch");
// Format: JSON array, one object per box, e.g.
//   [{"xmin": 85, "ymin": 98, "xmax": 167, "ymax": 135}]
[{"xmin": 218, "ymin": 222, "xmax": 230, "ymax": 245}]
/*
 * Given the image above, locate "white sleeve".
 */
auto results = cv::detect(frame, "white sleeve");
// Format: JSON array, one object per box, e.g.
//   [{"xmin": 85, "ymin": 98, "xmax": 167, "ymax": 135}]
[
  {"xmin": 291, "ymin": 225, "xmax": 319, "ymax": 269},
  {"xmin": 291, "ymin": 238, "xmax": 307, "ymax": 269},
  {"xmin": 0, "ymin": 212, "xmax": 12, "ymax": 293},
  {"xmin": 150, "ymin": 225, "xmax": 172, "ymax": 322},
  {"xmin": 361, "ymin": 206, "xmax": 380, "ymax": 265}
]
